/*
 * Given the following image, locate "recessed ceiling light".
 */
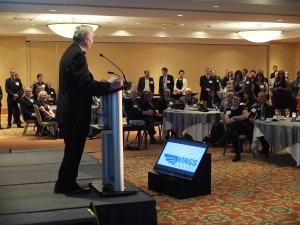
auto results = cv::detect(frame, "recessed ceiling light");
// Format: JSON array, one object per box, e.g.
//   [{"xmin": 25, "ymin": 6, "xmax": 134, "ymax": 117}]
[
  {"xmin": 277, "ymin": 19, "xmax": 283, "ymax": 22},
  {"xmin": 212, "ymin": 5, "xmax": 219, "ymax": 8},
  {"xmin": 177, "ymin": 14, "xmax": 183, "ymax": 17},
  {"xmin": 121, "ymin": 27, "xmax": 126, "ymax": 29},
  {"xmin": 180, "ymin": 24, "xmax": 185, "ymax": 26},
  {"xmin": 50, "ymin": 9, "xmax": 56, "ymax": 12},
  {"xmin": 162, "ymin": 28, "xmax": 167, "ymax": 30},
  {"xmin": 136, "ymin": 22, "xmax": 140, "ymax": 25}
]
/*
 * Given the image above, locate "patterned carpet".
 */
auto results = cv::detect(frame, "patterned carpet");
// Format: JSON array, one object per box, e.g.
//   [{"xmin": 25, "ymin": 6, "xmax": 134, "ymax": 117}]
[
  {"xmin": 122, "ymin": 149, "xmax": 300, "ymax": 225},
  {"xmin": 1, "ymin": 113, "xmax": 299, "ymax": 225}
]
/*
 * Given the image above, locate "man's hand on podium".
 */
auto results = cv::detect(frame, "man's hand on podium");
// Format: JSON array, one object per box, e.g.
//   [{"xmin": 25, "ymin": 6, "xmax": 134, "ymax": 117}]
[{"xmin": 110, "ymin": 77, "xmax": 124, "ymax": 90}]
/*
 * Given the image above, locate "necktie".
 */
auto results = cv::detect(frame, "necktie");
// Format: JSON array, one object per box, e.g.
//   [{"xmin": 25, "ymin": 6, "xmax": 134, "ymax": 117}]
[{"xmin": 164, "ymin": 76, "xmax": 167, "ymax": 89}]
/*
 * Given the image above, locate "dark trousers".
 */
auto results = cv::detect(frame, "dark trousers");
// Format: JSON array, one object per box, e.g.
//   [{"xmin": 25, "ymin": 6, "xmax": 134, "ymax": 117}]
[
  {"xmin": 259, "ymin": 136, "xmax": 270, "ymax": 150},
  {"xmin": 7, "ymin": 99, "xmax": 21, "ymax": 126},
  {"xmin": 219, "ymin": 120, "xmax": 253, "ymax": 156},
  {"xmin": 56, "ymin": 122, "xmax": 90, "ymax": 189}
]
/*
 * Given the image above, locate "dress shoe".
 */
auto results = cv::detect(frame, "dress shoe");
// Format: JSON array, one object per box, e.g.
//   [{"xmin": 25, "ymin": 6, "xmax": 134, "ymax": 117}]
[
  {"xmin": 232, "ymin": 155, "xmax": 241, "ymax": 162},
  {"xmin": 17, "ymin": 125, "xmax": 24, "ymax": 128},
  {"xmin": 54, "ymin": 183, "xmax": 91, "ymax": 194},
  {"xmin": 6, "ymin": 125, "xmax": 11, "ymax": 129}
]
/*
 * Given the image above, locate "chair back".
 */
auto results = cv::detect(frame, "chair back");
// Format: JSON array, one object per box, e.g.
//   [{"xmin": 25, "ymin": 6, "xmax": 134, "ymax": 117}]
[
  {"xmin": 17, "ymin": 103, "xmax": 26, "ymax": 121},
  {"xmin": 33, "ymin": 104, "xmax": 44, "ymax": 126},
  {"xmin": 220, "ymin": 112, "xmax": 228, "ymax": 131}
]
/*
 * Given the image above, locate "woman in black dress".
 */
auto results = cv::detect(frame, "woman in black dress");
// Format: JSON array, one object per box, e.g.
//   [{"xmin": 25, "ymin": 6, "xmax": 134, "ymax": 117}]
[{"xmin": 272, "ymin": 70, "xmax": 292, "ymax": 114}]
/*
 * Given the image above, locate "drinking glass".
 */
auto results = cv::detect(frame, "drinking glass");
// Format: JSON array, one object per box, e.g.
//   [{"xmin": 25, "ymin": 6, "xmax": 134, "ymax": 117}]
[
  {"xmin": 260, "ymin": 110, "xmax": 266, "ymax": 121},
  {"xmin": 285, "ymin": 109, "xmax": 290, "ymax": 118},
  {"xmin": 275, "ymin": 109, "xmax": 281, "ymax": 118}
]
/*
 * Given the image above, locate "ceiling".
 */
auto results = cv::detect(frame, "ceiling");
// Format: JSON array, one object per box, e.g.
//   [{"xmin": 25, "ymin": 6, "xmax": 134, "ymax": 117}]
[{"xmin": 0, "ymin": 0, "xmax": 300, "ymax": 44}]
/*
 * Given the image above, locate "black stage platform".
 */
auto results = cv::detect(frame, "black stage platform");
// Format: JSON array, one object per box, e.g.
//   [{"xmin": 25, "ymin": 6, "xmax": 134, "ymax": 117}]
[{"xmin": 0, "ymin": 150, "xmax": 157, "ymax": 225}]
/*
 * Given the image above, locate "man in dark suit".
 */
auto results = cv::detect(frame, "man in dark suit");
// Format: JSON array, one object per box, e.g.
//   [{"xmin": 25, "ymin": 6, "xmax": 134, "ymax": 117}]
[
  {"xmin": 199, "ymin": 67, "xmax": 214, "ymax": 107},
  {"xmin": 249, "ymin": 92, "xmax": 274, "ymax": 157},
  {"xmin": 124, "ymin": 90, "xmax": 161, "ymax": 144},
  {"xmin": 54, "ymin": 25, "xmax": 123, "ymax": 194},
  {"xmin": 157, "ymin": 88, "xmax": 175, "ymax": 114},
  {"xmin": 158, "ymin": 67, "xmax": 174, "ymax": 97},
  {"xmin": 137, "ymin": 70, "xmax": 155, "ymax": 95},
  {"xmin": 19, "ymin": 87, "xmax": 37, "ymax": 121},
  {"xmin": 5, "ymin": 69, "xmax": 24, "ymax": 128}
]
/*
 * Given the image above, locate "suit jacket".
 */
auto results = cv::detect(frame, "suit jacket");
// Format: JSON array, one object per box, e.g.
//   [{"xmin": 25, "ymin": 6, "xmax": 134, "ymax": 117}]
[
  {"xmin": 5, "ymin": 77, "xmax": 23, "ymax": 102},
  {"xmin": 249, "ymin": 103, "xmax": 274, "ymax": 119},
  {"xmin": 56, "ymin": 43, "xmax": 111, "ymax": 125},
  {"xmin": 137, "ymin": 77, "xmax": 154, "ymax": 93},
  {"xmin": 159, "ymin": 74, "xmax": 174, "ymax": 96},
  {"xmin": 19, "ymin": 96, "xmax": 36, "ymax": 120},
  {"xmin": 157, "ymin": 97, "xmax": 176, "ymax": 114},
  {"xmin": 123, "ymin": 98, "xmax": 145, "ymax": 121},
  {"xmin": 179, "ymin": 96, "xmax": 198, "ymax": 105},
  {"xmin": 33, "ymin": 82, "xmax": 50, "ymax": 97},
  {"xmin": 199, "ymin": 75, "xmax": 214, "ymax": 101}
]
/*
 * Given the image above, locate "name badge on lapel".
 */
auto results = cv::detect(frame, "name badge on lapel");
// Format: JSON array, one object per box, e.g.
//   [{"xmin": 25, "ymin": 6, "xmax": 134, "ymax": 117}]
[{"xmin": 133, "ymin": 105, "xmax": 138, "ymax": 108}]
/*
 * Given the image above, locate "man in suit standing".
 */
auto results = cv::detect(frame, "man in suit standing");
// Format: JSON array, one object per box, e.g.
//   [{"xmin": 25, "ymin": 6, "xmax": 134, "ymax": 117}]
[
  {"xmin": 137, "ymin": 70, "xmax": 155, "ymax": 95},
  {"xmin": 19, "ymin": 87, "xmax": 37, "ymax": 121},
  {"xmin": 199, "ymin": 67, "xmax": 214, "ymax": 107},
  {"xmin": 158, "ymin": 67, "xmax": 174, "ymax": 97},
  {"xmin": 249, "ymin": 92, "xmax": 274, "ymax": 157},
  {"xmin": 5, "ymin": 69, "xmax": 24, "ymax": 128},
  {"xmin": 54, "ymin": 25, "xmax": 123, "ymax": 194}
]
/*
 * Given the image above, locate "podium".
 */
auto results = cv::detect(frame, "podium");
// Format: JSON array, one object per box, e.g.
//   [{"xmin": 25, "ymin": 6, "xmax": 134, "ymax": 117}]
[{"xmin": 90, "ymin": 87, "xmax": 137, "ymax": 197}]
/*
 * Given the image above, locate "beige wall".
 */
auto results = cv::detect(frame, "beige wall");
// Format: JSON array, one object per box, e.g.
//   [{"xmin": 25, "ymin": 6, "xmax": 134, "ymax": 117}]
[{"xmin": 0, "ymin": 36, "xmax": 299, "ymax": 110}]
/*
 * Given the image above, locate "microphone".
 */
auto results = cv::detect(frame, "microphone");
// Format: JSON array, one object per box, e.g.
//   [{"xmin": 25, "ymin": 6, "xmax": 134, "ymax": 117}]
[
  {"xmin": 107, "ymin": 71, "xmax": 121, "ymax": 77},
  {"xmin": 100, "ymin": 53, "xmax": 128, "ymax": 84}
]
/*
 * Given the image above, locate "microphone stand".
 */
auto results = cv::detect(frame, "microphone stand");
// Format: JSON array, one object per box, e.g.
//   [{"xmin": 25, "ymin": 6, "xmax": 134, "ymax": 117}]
[{"xmin": 100, "ymin": 54, "xmax": 132, "ymax": 89}]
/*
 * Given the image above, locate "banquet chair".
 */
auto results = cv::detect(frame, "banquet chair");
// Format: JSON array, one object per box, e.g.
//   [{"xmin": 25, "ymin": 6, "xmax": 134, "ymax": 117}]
[
  {"xmin": 33, "ymin": 104, "xmax": 59, "ymax": 139},
  {"xmin": 17, "ymin": 103, "xmax": 37, "ymax": 136},
  {"xmin": 220, "ymin": 113, "xmax": 251, "ymax": 156}
]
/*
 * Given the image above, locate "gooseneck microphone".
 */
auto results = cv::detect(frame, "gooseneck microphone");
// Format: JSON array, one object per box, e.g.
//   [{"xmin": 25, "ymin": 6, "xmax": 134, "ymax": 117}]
[
  {"xmin": 107, "ymin": 71, "xmax": 121, "ymax": 77},
  {"xmin": 99, "ymin": 53, "xmax": 128, "ymax": 84}
]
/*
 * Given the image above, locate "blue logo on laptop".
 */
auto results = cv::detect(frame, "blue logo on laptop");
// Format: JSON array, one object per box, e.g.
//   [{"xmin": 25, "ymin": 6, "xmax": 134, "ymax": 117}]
[{"xmin": 165, "ymin": 153, "xmax": 198, "ymax": 167}]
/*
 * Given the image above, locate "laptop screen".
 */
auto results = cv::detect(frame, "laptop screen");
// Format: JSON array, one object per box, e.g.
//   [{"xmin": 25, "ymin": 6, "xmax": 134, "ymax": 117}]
[{"xmin": 153, "ymin": 138, "xmax": 208, "ymax": 181}]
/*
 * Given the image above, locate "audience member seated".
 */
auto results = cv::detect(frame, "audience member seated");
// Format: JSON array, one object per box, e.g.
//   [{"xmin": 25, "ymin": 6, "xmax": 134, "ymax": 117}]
[
  {"xmin": 19, "ymin": 87, "xmax": 37, "ymax": 122},
  {"xmin": 179, "ymin": 88, "xmax": 198, "ymax": 106},
  {"xmin": 297, "ymin": 89, "xmax": 300, "ymax": 113},
  {"xmin": 47, "ymin": 82, "xmax": 57, "ymax": 105},
  {"xmin": 240, "ymin": 90, "xmax": 256, "ymax": 112},
  {"xmin": 33, "ymin": 85, "xmax": 44, "ymax": 103},
  {"xmin": 174, "ymin": 69, "xmax": 187, "ymax": 94},
  {"xmin": 157, "ymin": 88, "xmax": 176, "ymax": 114},
  {"xmin": 219, "ymin": 91, "xmax": 235, "ymax": 112},
  {"xmin": 32, "ymin": 73, "xmax": 50, "ymax": 98},
  {"xmin": 248, "ymin": 92, "xmax": 274, "ymax": 157},
  {"xmin": 124, "ymin": 90, "xmax": 161, "ymax": 144},
  {"xmin": 36, "ymin": 91, "xmax": 55, "ymax": 122},
  {"xmin": 211, "ymin": 94, "xmax": 252, "ymax": 162},
  {"xmin": 142, "ymin": 91, "xmax": 162, "ymax": 122}
]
